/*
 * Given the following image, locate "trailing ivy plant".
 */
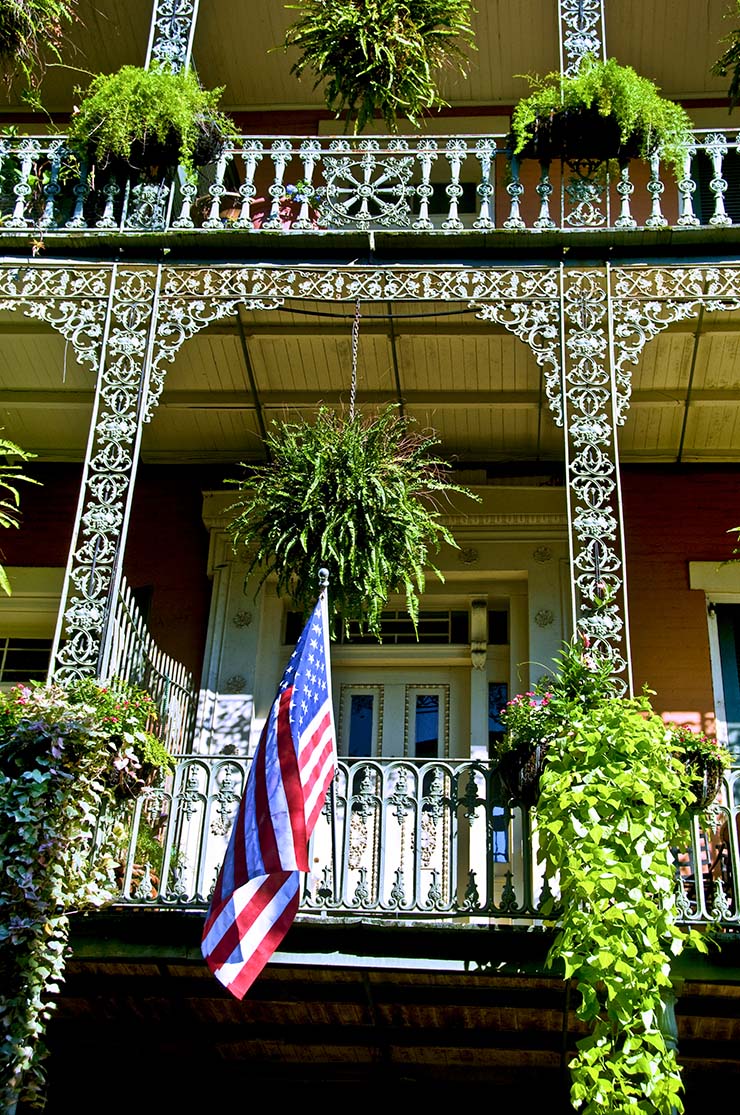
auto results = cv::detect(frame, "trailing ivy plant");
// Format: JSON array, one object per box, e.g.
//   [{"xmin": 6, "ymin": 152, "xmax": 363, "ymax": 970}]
[
  {"xmin": 0, "ymin": 678, "xmax": 172, "ymax": 1109},
  {"xmin": 282, "ymin": 0, "xmax": 477, "ymax": 132},
  {"xmin": 0, "ymin": 431, "xmax": 38, "ymax": 596},
  {"xmin": 0, "ymin": 0, "xmax": 78, "ymax": 103},
  {"xmin": 510, "ymin": 55, "xmax": 693, "ymax": 177},
  {"xmin": 529, "ymin": 636, "xmax": 707, "ymax": 1114},
  {"xmin": 68, "ymin": 64, "xmax": 236, "ymax": 181},
  {"xmin": 227, "ymin": 405, "xmax": 476, "ymax": 638}
]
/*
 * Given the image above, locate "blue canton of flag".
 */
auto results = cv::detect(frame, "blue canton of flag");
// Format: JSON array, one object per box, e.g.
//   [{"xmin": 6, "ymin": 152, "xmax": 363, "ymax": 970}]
[{"xmin": 201, "ymin": 587, "xmax": 336, "ymax": 999}]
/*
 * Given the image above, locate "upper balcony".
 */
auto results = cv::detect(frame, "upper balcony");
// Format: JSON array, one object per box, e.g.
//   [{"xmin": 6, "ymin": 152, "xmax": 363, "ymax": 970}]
[
  {"xmin": 0, "ymin": 1, "xmax": 737, "ymax": 257},
  {"xmin": 2, "ymin": 128, "xmax": 740, "ymax": 255}
]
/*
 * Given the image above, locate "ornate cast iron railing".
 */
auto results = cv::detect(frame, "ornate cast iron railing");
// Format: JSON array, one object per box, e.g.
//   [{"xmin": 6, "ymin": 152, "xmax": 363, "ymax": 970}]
[
  {"xmin": 1, "ymin": 130, "xmax": 739, "ymax": 236},
  {"xmin": 110, "ymin": 756, "xmax": 740, "ymax": 931},
  {"xmin": 103, "ymin": 576, "xmax": 197, "ymax": 756}
]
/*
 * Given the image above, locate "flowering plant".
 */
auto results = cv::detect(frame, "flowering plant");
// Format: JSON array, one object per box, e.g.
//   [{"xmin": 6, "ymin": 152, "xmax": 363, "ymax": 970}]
[
  {"xmin": 0, "ymin": 677, "xmax": 173, "ymax": 800},
  {"xmin": 494, "ymin": 632, "xmax": 616, "ymax": 759},
  {"xmin": 497, "ymin": 689, "xmax": 555, "ymax": 755},
  {"xmin": 666, "ymin": 723, "xmax": 733, "ymax": 770},
  {"xmin": 283, "ymin": 179, "xmax": 325, "ymax": 206},
  {"xmin": 0, "ymin": 675, "xmax": 174, "ymax": 1108}
]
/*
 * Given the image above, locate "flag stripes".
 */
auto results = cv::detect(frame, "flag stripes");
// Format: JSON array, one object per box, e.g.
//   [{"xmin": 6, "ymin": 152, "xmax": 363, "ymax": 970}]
[{"xmin": 201, "ymin": 589, "xmax": 336, "ymax": 999}]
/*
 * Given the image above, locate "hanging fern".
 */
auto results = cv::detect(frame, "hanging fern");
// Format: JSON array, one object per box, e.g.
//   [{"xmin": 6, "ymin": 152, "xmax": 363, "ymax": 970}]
[
  {"xmin": 282, "ymin": 0, "xmax": 477, "ymax": 132},
  {"xmin": 227, "ymin": 406, "xmax": 477, "ymax": 638},
  {"xmin": 69, "ymin": 64, "xmax": 236, "ymax": 181},
  {"xmin": 510, "ymin": 55, "xmax": 693, "ymax": 178},
  {"xmin": 0, "ymin": 0, "xmax": 78, "ymax": 102}
]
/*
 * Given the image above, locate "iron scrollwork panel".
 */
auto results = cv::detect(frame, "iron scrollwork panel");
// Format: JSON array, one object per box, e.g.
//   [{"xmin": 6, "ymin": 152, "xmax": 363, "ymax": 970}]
[{"xmin": 52, "ymin": 268, "xmax": 161, "ymax": 680}]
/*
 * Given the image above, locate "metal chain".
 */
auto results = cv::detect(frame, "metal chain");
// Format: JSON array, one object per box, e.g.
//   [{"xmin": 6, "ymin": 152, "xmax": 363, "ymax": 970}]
[{"xmin": 350, "ymin": 298, "xmax": 361, "ymax": 419}]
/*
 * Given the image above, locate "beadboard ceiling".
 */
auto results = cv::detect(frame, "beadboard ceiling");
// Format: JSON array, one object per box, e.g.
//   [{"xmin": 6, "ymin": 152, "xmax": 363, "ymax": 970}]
[
  {"xmin": 1, "ymin": 296, "xmax": 740, "ymax": 466},
  {"xmin": 9, "ymin": 0, "xmax": 735, "ymax": 126}
]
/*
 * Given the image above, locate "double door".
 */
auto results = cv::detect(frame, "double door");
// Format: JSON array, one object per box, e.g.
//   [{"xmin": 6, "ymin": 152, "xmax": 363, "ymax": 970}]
[{"xmin": 333, "ymin": 665, "xmax": 468, "ymax": 759}]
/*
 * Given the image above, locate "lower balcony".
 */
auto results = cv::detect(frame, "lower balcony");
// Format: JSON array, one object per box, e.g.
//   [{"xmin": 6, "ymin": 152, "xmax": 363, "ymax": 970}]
[{"xmin": 109, "ymin": 753, "xmax": 740, "ymax": 932}]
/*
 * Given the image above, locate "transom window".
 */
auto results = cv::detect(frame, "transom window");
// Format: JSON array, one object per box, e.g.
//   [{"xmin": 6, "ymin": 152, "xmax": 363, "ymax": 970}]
[{"xmin": 286, "ymin": 609, "xmax": 471, "ymax": 645}]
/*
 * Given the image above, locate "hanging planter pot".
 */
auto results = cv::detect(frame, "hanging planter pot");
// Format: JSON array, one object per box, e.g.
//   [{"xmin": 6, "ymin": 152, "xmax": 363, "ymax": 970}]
[
  {"xmin": 684, "ymin": 757, "xmax": 725, "ymax": 812},
  {"xmin": 509, "ymin": 55, "xmax": 693, "ymax": 177},
  {"xmin": 68, "ymin": 64, "xmax": 235, "ymax": 183},
  {"xmin": 510, "ymin": 106, "xmax": 646, "ymax": 166},
  {"xmin": 496, "ymin": 739, "xmax": 550, "ymax": 808},
  {"xmin": 667, "ymin": 723, "xmax": 732, "ymax": 813},
  {"xmin": 228, "ymin": 403, "xmax": 476, "ymax": 638},
  {"xmin": 227, "ymin": 303, "xmax": 477, "ymax": 638}
]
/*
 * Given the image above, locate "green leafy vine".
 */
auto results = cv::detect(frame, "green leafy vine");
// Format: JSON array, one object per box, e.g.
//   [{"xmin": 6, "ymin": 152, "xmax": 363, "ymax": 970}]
[
  {"xmin": 0, "ymin": 679, "xmax": 172, "ymax": 1108},
  {"xmin": 499, "ymin": 635, "xmax": 719, "ymax": 1113}
]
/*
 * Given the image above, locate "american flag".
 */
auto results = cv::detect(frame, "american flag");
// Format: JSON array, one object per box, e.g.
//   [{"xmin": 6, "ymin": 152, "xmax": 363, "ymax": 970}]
[{"xmin": 201, "ymin": 588, "xmax": 336, "ymax": 999}]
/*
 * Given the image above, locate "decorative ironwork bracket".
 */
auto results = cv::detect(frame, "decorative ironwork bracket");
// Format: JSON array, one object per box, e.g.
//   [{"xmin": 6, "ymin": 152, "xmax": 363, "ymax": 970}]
[{"xmin": 1, "ymin": 260, "xmax": 738, "ymax": 687}]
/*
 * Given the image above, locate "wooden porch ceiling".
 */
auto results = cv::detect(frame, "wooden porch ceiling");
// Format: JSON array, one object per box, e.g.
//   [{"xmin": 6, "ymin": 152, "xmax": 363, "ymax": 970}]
[
  {"xmin": 3, "ymin": 1, "xmax": 734, "ymax": 125},
  {"xmin": 2, "ymin": 299, "xmax": 740, "ymax": 467}
]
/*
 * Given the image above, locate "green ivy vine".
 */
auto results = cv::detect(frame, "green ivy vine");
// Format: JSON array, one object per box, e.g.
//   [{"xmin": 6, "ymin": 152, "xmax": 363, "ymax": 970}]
[
  {"xmin": 0, "ymin": 680, "xmax": 171, "ymax": 1109},
  {"xmin": 526, "ymin": 639, "xmax": 710, "ymax": 1114}
]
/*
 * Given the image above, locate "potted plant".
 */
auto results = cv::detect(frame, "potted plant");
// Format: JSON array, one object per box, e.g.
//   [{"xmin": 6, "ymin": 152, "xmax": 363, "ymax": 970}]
[
  {"xmin": 227, "ymin": 404, "xmax": 476, "ymax": 638},
  {"xmin": 509, "ymin": 54, "xmax": 694, "ymax": 176},
  {"xmin": 68, "ymin": 63, "xmax": 236, "ymax": 182},
  {"xmin": 282, "ymin": 0, "xmax": 477, "ymax": 133},
  {"xmin": 64, "ymin": 677, "xmax": 174, "ymax": 800},
  {"xmin": 495, "ymin": 690, "xmax": 554, "ymax": 806},
  {"xmin": 666, "ymin": 723, "xmax": 732, "ymax": 811},
  {"xmin": 0, "ymin": 0, "xmax": 78, "ymax": 100},
  {"xmin": 494, "ymin": 631, "xmax": 616, "ymax": 806},
  {"xmin": 498, "ymin": 630, "xmax": 706, "ymax": 1112}
]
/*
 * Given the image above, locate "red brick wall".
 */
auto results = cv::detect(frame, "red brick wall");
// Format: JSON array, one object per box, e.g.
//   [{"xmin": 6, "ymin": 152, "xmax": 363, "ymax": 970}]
[
  {"xmin": 622, "ymin": 466, "xmax": 740, "ymax": 733},
  {"xmin": 2, "ymin": 464, "xmax": 214, "ymax": 684},
  {"xmin": 6, "ymin": 462, "xmax": 740, "ymax": 714},
  {"xmin": 122, "ymin": 466, "xmax": 213, "ymax": 684}
]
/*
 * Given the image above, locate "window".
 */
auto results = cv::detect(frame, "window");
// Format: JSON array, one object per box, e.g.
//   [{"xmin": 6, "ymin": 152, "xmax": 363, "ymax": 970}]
[
  {"xmin": 716, "ymin": 604, "xmax": 740, "ymax": 760},
  {"xmin": 0, "ymin": 637, "xmax": 53, "ymax": 684},
  {"xmin": 405, "ymin": 684, "xmax": 449, "ymax": 758},
  {"xmin": 693, "ymin": 149, "xmax": 740, "ymax": 225},
  {"xmin": 339, "ymin": 684, "xmax": 383, "ymax": 758},
  {"xmin": 286, "ymin": 609, "xmax": 470, "ymax": 645},
  {"xmin": 488, "ymin": 681, "xmax": 508, "ymax": 759},
  {"xmin": 488, "ymin": 609, "xmax": 509, "ymax": 645}
]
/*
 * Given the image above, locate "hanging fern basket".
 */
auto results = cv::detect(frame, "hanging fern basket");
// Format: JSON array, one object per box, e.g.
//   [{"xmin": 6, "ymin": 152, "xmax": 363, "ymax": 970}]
[
  {"xmin": 69, "ymin": 64, "xmax": 235, "ymax": 182},
  {"xmin": 512, "ymin": 106, "xmax": 648, "ymax": 166},
  {"xmin": 282, "ymin": 0, "xmax": 477, "ymax": 133},
  {"xmin": 227, "ymin": 404, "xmax": 476, "ymax": 639},
  {"xmin": 509, "ymin": 56, "xmax": 693, "ymax": 178}
]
